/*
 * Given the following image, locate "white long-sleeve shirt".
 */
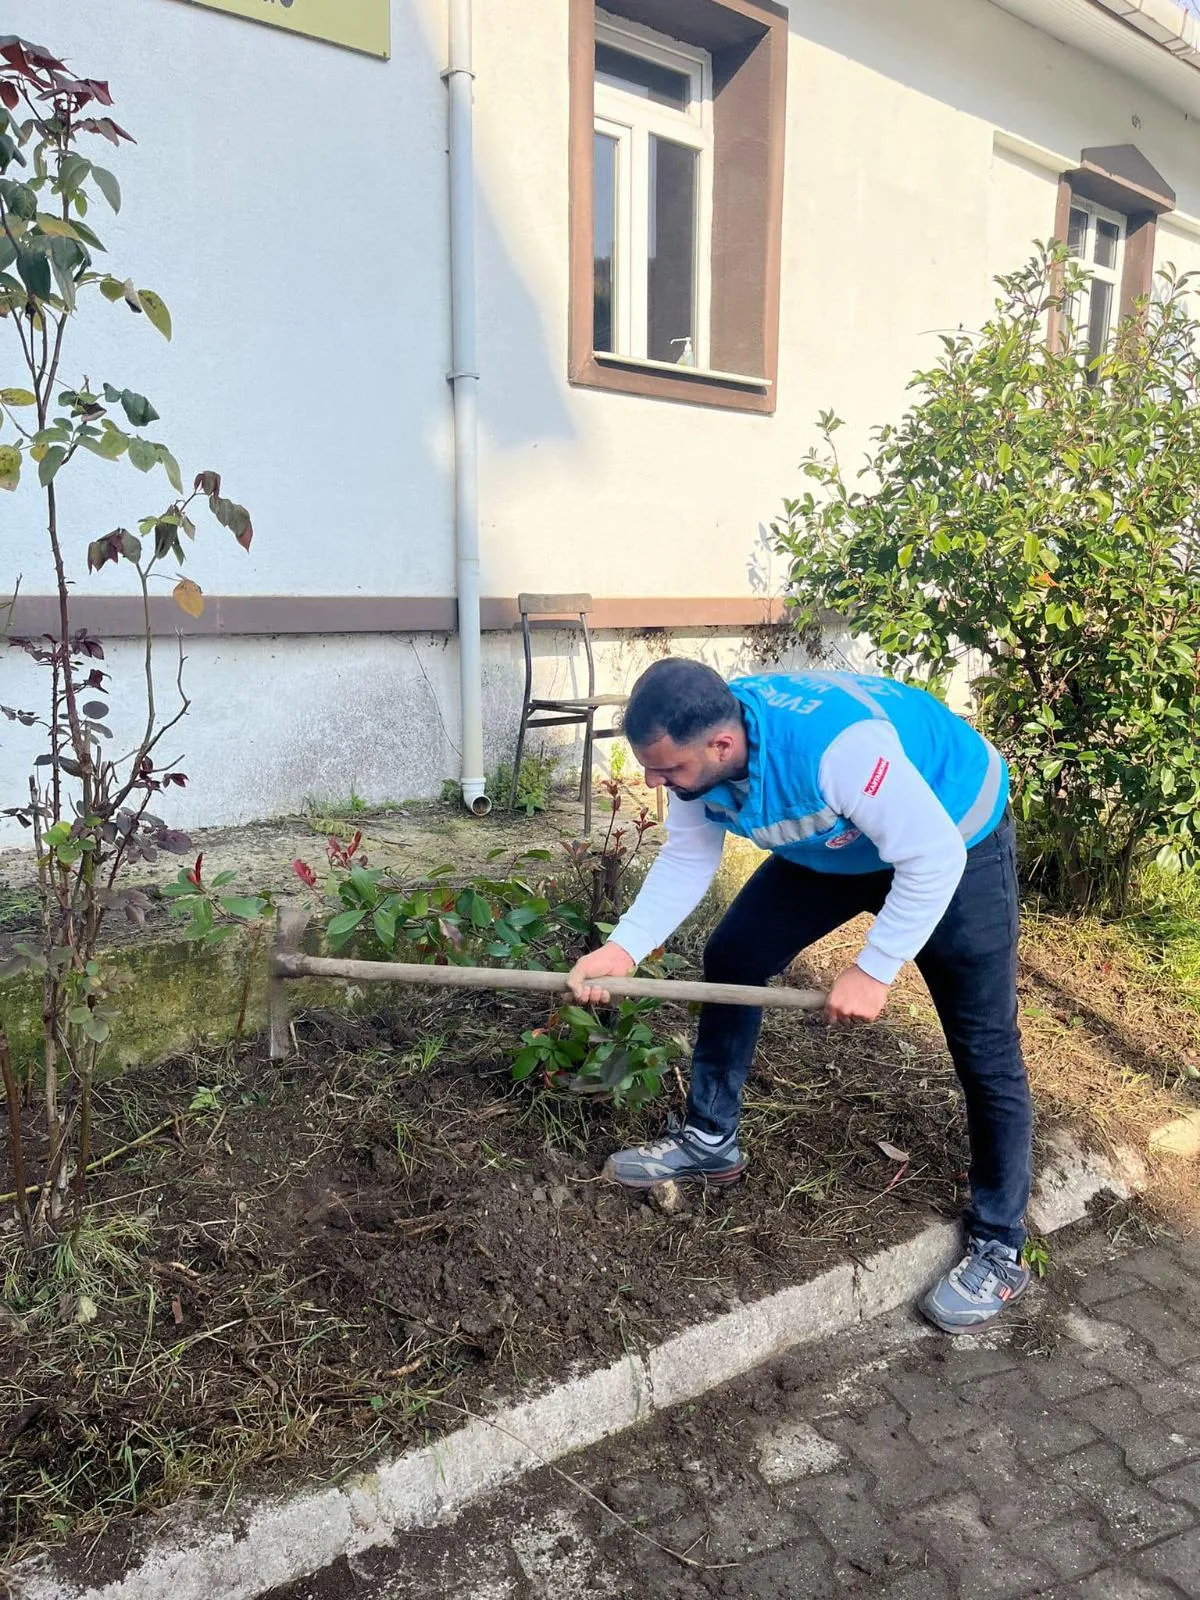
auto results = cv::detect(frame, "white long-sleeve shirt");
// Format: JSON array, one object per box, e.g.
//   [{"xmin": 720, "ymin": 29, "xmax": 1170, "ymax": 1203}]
[{"xmin": 609, "ymin": 720, "xmax": 969, "ymax": 984}]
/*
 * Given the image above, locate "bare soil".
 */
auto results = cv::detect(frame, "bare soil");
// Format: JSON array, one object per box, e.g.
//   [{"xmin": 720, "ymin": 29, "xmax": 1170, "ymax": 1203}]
[
  {"xmin": 3, "ymin": 875, "xmax": 1199, "ymax": 1582},
  {"xmin": 1, "ymin": 978, "xmax": 967, "ymax": 1581}
]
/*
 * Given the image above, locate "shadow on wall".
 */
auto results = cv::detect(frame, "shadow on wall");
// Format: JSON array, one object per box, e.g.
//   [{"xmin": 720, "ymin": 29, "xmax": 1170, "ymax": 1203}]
[
  {"xmin": 475, "ymin": 196, "xmax": 578, "ymax": 457},
  {"xmin": 788, "ymin": 0, "xmax": 1199, "ymax": 196}
]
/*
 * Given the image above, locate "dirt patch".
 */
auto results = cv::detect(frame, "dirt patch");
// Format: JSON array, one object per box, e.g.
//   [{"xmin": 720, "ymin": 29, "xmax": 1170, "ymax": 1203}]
[
  {"xmin": 1, "ymin": 977, "xmax": 966, "ymax": 1580},
  {"xmin": 4, "ymin": 897, "xmax": 1199, "ymax": 1582}
]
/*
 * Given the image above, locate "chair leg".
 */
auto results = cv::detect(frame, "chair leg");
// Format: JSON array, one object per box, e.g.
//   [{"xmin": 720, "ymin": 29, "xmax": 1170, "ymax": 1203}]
[
  {"xmin": 582, "ymin": 715, "xmax": 594, "ymax": 836},
  {"xmin": 511, "ymin": 708, "xmax": 530, "ymax": 812}
]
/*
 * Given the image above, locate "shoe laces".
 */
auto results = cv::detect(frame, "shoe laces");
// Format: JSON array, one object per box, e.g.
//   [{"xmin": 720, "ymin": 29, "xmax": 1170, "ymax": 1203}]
[
  {"xmin": 640, "ymin": 1134, "xmax": 686, "ymax": 1160},
  {"xmin": 639, "ymin": 1113, "xmax": 710, "ymax": 1161},
  {"xmin": 958, "ymin": 1238, "xmax": 1014, "ymax": 1298}
]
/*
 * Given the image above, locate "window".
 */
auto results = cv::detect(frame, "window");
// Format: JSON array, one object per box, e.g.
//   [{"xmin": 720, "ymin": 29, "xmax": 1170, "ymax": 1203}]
[
  {"xmin": 1049, "ymin": 145, "xmax": 1176, "ymax": 358},
  {"xmin": 569, "ymin": 0, "xmax": 788, "ymax": 415},
  {"xmin": 1065, "ymin": 200, "xmax": 1124, "ymax": 366},
  {"xmin": 592, "ymin": 16, "xmax": 713, "ymax": 368}
]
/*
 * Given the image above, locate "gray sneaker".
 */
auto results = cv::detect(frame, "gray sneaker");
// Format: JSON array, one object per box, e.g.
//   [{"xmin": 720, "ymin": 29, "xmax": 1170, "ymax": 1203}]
[
  {"xmin": 603, "ymin": 1118, "xmax": 745, "ymax": 1189},
  {"xmin": 919, "ymin": 1237, "xmax": 1031, "ymax": 1334}
]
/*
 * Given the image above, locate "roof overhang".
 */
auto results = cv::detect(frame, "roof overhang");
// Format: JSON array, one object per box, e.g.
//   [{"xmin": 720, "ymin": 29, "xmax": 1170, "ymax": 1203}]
[{"xmin": 986, "ymin": 0, "xmax": 1200, "ymax": 118}]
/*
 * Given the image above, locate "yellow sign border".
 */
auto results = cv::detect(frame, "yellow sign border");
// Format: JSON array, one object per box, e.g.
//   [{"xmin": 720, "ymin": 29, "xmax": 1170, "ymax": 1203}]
[{"xmin": 177, "ymin": 0, "xmax": 390, "ymax": 60}]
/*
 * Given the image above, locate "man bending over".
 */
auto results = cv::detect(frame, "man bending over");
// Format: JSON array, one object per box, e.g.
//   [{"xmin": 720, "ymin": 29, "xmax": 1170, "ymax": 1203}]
[{"xmin": 568, "ymin": 659, "xmax": 1034, "ymax": 1335}]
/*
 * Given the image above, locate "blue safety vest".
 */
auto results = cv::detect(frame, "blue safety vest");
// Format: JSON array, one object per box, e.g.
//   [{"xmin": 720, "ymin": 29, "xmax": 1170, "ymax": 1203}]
[{"xmin": 700, "ymin": 672, "xmax": 1008, "ymax": 874}]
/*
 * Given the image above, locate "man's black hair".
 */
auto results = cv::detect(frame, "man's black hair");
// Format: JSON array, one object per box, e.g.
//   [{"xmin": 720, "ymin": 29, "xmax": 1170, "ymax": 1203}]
[{"xmin": 621, "ymin": 658, "xmax": 739, "ymax": 747}]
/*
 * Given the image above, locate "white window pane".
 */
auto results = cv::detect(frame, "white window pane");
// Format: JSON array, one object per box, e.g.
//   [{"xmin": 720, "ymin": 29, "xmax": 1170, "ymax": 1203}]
[
  {"xmin": 647, "ymin": 135, "xmax": 697, "ymax": 363},
  {"xmin": 593, "ymin": 131, "xmax": 618, "ymax": 353},
  {"xmin": 595, "ymin": 42, "xmax": 690, "ymax": 111},
  {"xmin": 1068, "ymin": 207, "xmax": 1088, "ymax": 257},
  {"xmin": 1087, "ymin": 278, "xmax": 1114, "ymax": 365},
  {"xmin": 1094, "ymin": 218, "xmax": 1120, "ymax": 271}
]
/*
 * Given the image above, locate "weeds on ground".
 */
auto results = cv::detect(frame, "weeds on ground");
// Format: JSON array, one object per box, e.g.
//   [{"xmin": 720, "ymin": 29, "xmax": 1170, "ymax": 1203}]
[
  {"xmin": 1022, "ymin": 1237, "xmax": 1051, "ymax": 1279},
  {"xmin": 303, "ymin": 787, "xmax": 371, "ymax": 819},
  {"xmin": 488, "ymin": 748, "xmax": 562, "ymax": 815},
  {"xmin": 289, "ymin": 797, "xmax": 673, "ymax": 1112},
  {"xmin": 1120, "ymin": 863, "xmax": 1200, "ymax": 1021}
]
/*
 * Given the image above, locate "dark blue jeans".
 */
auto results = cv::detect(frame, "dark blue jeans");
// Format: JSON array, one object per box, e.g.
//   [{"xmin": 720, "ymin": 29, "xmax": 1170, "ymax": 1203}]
[{"xmin": 688, "ymin": 815, "xmax": 1033, "ymax": 1250}]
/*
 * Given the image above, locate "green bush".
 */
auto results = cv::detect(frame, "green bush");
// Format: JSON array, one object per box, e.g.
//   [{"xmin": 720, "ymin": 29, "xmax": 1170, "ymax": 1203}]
[
  {"xmin": 291, "ymin": 823, "xmax": 677, "ymax": 1109},
  {"xmin": 771, "ymin": 247, "xmax": 1200, "ymax": 910}
]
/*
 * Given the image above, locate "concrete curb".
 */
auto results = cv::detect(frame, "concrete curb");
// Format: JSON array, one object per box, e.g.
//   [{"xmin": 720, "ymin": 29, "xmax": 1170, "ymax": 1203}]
[{"xmin": 9, "ymin": 1146, "xmax": 1133, "ymax": 1600}]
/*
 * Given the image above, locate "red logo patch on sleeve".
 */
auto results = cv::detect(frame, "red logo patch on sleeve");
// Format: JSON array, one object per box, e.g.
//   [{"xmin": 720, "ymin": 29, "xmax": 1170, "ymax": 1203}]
[{"xmin": 863, "ymin": 758, "xmax": 890, "ymax": 797}]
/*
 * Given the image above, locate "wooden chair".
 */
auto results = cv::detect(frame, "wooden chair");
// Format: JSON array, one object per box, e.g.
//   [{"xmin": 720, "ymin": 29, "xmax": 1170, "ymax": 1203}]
[{"xmin": 511, "ymin": 593, "xmax": 627, "ymax": 836}]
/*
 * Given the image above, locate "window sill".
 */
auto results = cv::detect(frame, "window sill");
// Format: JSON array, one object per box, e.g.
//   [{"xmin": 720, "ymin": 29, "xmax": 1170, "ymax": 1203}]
[
  {"xmin": 592, "ymin": 351, "xmax": 771, "ymax": 389},
  {"xmin": 570, "ymin": 349, "xmax": 776, "ymax": 413}
]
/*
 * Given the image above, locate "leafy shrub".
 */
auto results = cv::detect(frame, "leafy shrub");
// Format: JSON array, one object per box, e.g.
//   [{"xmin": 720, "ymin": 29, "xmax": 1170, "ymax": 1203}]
[
  {"xmin": 771, "ymin": 247, "xmax": 1200, "ymax": 909},
  {"xmin": 293, "ymin": 833, "xmax": 590, "ymax": 969},
  {"xmin": 487, "ymin": 748, "xmax": 560, "ymax": 814},
  {"xmin": 513, "ymin": 998, "xmax": 679, "ymax": 1111},
  {"xmin": 562, "ymin": 778, "xmax": 658, "ymax": 944},
  {"xmin": 290, "ymin": 806, "xmax": 677, "ymax": 1109}
]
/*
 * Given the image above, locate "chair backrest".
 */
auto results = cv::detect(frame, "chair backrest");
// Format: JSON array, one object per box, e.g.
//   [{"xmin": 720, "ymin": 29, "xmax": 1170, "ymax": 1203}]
[
  {"xmin": 517, "ymin": 592, "xmax": 593, "ymax": 620},
  {"xmin": 515, "ymin": 594, "xmax": 595, "ymax": 698}
]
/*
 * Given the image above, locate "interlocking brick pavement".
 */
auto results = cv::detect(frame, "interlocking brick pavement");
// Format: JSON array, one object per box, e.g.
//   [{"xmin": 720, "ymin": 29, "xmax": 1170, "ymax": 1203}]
[{"xmin": 268, "ymin": 1224, "xmax": 1200, "ymax": 1600}]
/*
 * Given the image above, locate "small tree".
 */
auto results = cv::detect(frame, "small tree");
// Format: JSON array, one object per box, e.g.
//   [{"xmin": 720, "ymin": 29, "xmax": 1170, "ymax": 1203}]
[
  {"xmin": 0, "ymin": 37, "xmax": 253, "ymax": 1242},
  {"xmin": 771, "ymin": 247, "xmax": 1200, "ymax": 911}
]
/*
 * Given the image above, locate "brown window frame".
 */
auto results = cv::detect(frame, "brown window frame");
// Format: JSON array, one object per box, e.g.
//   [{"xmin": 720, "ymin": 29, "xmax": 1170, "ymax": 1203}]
[
  {"xmin": 1048, "ymin": 144, "xmax": 1175, "ymax": 349},
  {"xmin": 568, "ymin": 0, "xmax": 788, "ymax": 415}
]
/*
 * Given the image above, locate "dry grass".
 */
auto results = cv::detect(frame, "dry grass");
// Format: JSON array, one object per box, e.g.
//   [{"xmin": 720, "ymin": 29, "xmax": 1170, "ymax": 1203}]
[
  {"xmin": 1017, "ymin": 904, "xmax": 1200, "ymax": 1222},
  {"xmin": 0, "ymin": 1034, "xmax": 461, "ymax": 1571},
  {"xmin": 786, "ymin": 893, "xmax": 1200, "ymax": 1229}
]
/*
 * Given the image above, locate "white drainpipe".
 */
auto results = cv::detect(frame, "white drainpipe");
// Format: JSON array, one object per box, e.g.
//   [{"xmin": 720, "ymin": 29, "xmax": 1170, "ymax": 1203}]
[{"xmin": 446, "ymin": 0, "xmax": 490, "ymax": 815}]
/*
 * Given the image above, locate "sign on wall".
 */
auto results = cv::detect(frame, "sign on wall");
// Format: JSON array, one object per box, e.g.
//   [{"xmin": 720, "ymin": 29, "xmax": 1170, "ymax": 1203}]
[{"xmin": 179, "ymin": 0, "xmax": 390, "ymax": 59}]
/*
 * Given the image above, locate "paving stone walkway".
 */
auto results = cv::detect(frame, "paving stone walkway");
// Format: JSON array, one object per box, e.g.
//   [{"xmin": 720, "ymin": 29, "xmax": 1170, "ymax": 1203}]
[{"xmin": 271, "ymin": 1223, "xmax": 1200, "ymax": 1600}]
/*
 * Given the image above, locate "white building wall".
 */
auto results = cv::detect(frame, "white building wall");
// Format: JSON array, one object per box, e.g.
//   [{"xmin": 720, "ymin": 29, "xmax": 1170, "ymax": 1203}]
[
  {"xmin": 4, "ymin": 0, "xmax": 1200, "ymax": 841},
  {"xmin": 2, "ymin": 0, "xmax": 455, "ymax": 600}
]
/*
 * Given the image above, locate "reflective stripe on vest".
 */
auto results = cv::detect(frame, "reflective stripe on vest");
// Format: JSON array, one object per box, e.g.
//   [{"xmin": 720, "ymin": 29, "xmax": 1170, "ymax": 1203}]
[
  {"xmin": 747, "ymin": 737, "xmax": 1002, "ymax": 852},
  {"xmin": 750, "ymin": 807, "xmax": 839, "ymax": 849},
  {"xmin": 957, "ymin": 738, "xmax": 1004, "ymax": 842}
]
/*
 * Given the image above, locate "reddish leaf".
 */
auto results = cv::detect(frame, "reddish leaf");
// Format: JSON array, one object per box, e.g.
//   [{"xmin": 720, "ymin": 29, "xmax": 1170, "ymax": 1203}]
[
  {"xmin": 71, "ymin": 631, "xmax": 105, "ymax": 660},
  {"xmin": 0, "ymin": 82, "xmax": 18, "ymax": 109},
  {"xmin": 57, "ymin": 75, "xmax": 114, "ymax": 107},
  {"xmin": 0, "ymin": 37, "xmax": 68, "ymax": 74},
  {"xmin": 77, "ymin": 116, "xmax": 135, "ymax": 145},
  {"xmin": 291, "ymin": 859, "xmax": 318, "ymax": 888},
  {"xmin": 186, "ymin": 853, "xmax": 204, "ymax": 887}
]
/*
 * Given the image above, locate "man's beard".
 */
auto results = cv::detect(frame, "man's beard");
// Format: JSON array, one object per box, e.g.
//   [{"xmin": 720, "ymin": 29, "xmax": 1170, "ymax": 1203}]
[{"xmin": 668, "ymin": 774, "xmax": 723, "ymax": 802}]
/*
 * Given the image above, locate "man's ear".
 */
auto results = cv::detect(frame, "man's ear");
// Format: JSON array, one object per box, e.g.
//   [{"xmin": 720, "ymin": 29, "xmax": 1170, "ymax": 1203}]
[{"xmin": 708, "ymin": 727, "xmax": 738, "ymax": 764}]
